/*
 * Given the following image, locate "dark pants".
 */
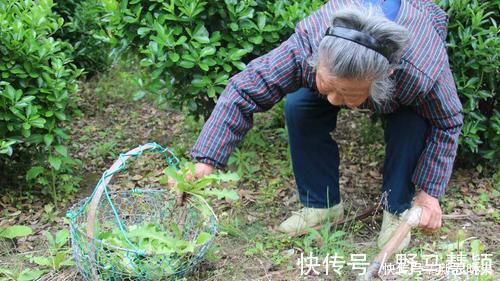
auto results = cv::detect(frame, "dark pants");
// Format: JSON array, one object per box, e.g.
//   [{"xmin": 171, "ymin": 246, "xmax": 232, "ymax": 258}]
[{"xmin": 285, "ymin": 88, "xmax": 429, "ymax": 215}]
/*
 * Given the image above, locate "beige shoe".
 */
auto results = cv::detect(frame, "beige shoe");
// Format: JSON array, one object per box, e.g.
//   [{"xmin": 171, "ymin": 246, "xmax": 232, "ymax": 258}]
[
  {"xmin": 377, "ymin": 209, "xmax": 411, "ymax": 253},
  {"xmin": 278, "ymin": 201, "xmax": 344, "ymax": 236}
]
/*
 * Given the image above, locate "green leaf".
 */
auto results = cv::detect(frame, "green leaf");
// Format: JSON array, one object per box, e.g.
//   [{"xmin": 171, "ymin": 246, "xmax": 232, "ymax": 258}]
[
  {"xmin": 26, "ymin": 166, "xmax": 45, "ymax": 181},
  {"xmin": 17, "ymin": 269, "xmax": 46, "ymax": 281},
  {"xmin": 4, "ymin": 84, "xmax": 16, "ymax": 101},
  {"xmin": 44, "ymin": 231, "xmax": 55, "ymax": 248},
  {"xmin": 1, "ymin": 146, "xmax": 13, "ymax": 156},
  {"xmin": 0, "ymin": 140, "xmax": 16, "ymax": 156},
  {"xmin": 48, "ymin": 156, "xmax": 62, "ymax": 170},
  {"xmin": 191, "ymin": 78, "xmax": 206, "ymax": 88},
  {"xmin": 195, "ymin": 232, "xmax": 212, "ymax": 245},
  {"xmin": 176, "ymin": 36, "xmax": 187, "ymax": 45},
  {"xmin": 257, "ymin": 14, "xmax": 267, "ymax": 30},
  {"xmin": 182, "ymin": 53, "xmax": 196, "ymax": 62},
  {"xmin": 229, "ymin": 49, "xmax": 249, "ymax": 60},
  {"xmin": 249, "ymin": 35, "xmax": 263, "ymax": 44},
  {"xmin": 200, "ymin": 46, "xmax": 216, "ymax": 57},
  {"xmin": 210, "ymin": 31, "xmax": 221, "ymax": 43},
  {"xmin": 19, "ymin": 95, "xmax": 35, "ymax": 103},
  {"xmin": 54, "ymin": 112, "xmax": 66, "ymax": 121},
  {"xmin": 229, "ymin": 23, "xmax": 239, "ymax": 31},
  {"xmin": 163, "ymin": 167, "xmax": 183, "ymax": 183},
  {"xmin": 54, "ymin": 145, "xmax": 68, "ymax": 157},
  {"xmin": 159, "ymin": 176, "xmax": 169, "ymax": 185},
  {"xmin": 202, "ymin": 58, "xmax": 217, "ymax": 66},
  {"xmin": 0, "ymin": 267, "xmax": 13, "ymax": 276},
  {"xmin": 470, "ymin": 239, "xmax": 484, "ymax": 255},
  {"xmin": 137, "ymin": 27, "xmax": 151, "ymax": 36},
  {"xmin": 30, "ymin": 118, "xmax": 46, "ymax": 128},
  {"xmin": 140, "ymin": 58, "xmax": 154, "ymax": 67},
  {"xmin": 133, "ymin": 90, "xmax": 146, "ymax": 101},
  {"xmin": 206, "ymin": 172, "xmax": 240, "ymax": 182},
  {"xmin": 168, "ymin": 52, "xmax": 180, "ymax": 62},
  {"xmin": 170, "ymin": 222, "xmax": 182, "ymax": 238},
  {"xmin": 192, "ymin": 25, "xmax": 210, "ymax": 43},
  {"xmin": 32, "ymin": 256, "xmax": 52, "ymax": 266},
  {"xmin": 60, "ymin": 258, "xmax": 75, "ymax": 266},
  {"xmin": 232, "ymin": 61, "xmax": 246, "ymax": 70},
  {"xmin": 191, "ymin": 177, "xmax": 216, "ymax": 191},
  {"xmin": 54, "ymin": 128, "xmax": 69, "ymax": 140},
  {"xmin": 43, "ymin": 134, "xmax": 54, "ymax": 146},
  {"xmin": 202, "ymin": 188, "xmax": 239, "ymax": 201},
  {"xmin": 179, "ymin": 60, "xmax": 195, "ymax": 69},
  {"xmin": 199, "ymin": 63, "xmax": 209, "ymax": 71},
  {"xmin": 223, "ymin": 63, "xmax": 232, "ymax": 72},
  {"xmin": 0, "ymin": 225, "xmax": 33, "ymax": 239},
  {"xmin": 55, "ymin": 229, "xmax": 69, "ymax": 247},
  {"xmin": 208, "ymin": 87, "xmax": 216, "ymax": 98}
]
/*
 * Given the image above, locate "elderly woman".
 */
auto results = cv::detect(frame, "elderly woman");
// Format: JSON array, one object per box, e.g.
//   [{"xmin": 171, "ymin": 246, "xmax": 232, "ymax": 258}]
[{"xmin": 188, "ymin": 0, "xmax": 463, "ymax": 252}]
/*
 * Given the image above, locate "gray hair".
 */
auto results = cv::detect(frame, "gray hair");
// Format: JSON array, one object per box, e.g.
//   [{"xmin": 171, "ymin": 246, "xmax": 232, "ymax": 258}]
[{"xmin": 309, "ymin": 3, "xmax": 409, "ymax": 104}]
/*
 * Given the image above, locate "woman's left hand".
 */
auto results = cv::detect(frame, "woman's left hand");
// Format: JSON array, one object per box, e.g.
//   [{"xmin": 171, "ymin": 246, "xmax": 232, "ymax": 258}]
[{"xmin": 414, "ymin": 190, "xmax": 442, "ymax": 231}]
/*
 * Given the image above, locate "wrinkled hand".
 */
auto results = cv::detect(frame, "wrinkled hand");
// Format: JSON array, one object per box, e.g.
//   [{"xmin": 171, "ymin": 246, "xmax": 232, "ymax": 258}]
[
  {"xmin": 413, "ymin": 190, "xmax": 442, "ymax": 231},
  {"xmin": 166, "ymin": 162, "xmax": 214, "ymax": 187}
]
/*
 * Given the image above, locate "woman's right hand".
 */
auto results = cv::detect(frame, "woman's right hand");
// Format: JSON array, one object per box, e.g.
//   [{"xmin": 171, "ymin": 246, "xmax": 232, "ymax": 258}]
[{"xmin": 167, "ymin": 162, "xmax": 214, "ymax": 187}]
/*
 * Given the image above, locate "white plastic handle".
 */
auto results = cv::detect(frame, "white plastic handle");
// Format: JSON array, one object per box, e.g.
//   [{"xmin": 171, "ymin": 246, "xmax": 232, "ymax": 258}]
[{"xmin": 86, "ymin": 143, "xmax": 161, "ymax": 239}]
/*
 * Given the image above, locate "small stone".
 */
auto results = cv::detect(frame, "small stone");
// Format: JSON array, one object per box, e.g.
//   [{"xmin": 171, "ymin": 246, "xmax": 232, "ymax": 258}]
[
  {"xmin": 246, "ymin": 214, "xmax": 257, "ymax": 223},
  {"xmin": 131, "ymin": 174, "xmax": 143, "ymax": 181},
  {"xmin": 282, "ymin": 248, "xmax": 295, "ymax": 257}
]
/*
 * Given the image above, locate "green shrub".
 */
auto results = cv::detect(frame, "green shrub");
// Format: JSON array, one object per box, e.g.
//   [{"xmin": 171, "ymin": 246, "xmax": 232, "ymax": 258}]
[
  {"xmin": 53, "ymin": 0, "xmax": 113, "ymax": 77},
  {"xmin": 0, "ymin": 0, "xmax": 83, "ymax": 202},
  {"xmin": 101, "ymin": 0, "xmax": 326, "ymax": 117},
  {"xmin": 437, "ymin": 0, "xmax": 499, "ymax": 162},
  {"xmin": 101, "ymin": 0, "xmax": 498, "ymax": 162}
]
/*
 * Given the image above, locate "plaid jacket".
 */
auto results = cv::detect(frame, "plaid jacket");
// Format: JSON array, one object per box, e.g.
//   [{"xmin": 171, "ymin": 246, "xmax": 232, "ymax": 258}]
[{"xmin": 191, "ymin": 0, "xmax": 463, "ymax": 198}]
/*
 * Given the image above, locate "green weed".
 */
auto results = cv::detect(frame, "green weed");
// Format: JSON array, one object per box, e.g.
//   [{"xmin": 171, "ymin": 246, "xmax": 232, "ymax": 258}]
[{"xmin": 27, "ymin": 230, "xmax": 74, "ymax": 271}]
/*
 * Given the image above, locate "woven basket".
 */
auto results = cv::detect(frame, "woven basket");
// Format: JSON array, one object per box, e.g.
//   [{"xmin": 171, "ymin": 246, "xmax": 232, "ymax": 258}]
[{"xmin": 66, "ymin": 143, "xmax": 217, "ymax": 280}]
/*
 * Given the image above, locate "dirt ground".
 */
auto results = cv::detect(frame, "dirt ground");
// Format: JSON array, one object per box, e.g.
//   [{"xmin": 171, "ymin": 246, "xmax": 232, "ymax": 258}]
[{"xmin": 0, "ymin": 66, "xmax": 498, "ymax": 280}]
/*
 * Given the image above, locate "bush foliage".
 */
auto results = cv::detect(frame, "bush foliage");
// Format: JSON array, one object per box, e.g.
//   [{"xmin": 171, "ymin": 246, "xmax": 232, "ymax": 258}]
[
  {"xmin": 101, "ymin": 0, "xmax": 498, "ymax": 161},
  {"xmin": 0, "ymin": 0, "xmax": 82, "ymax": 202},
  {"xmin": 437, "ymin": 0, "xmax": 499, "ymax": 161},
  {"xmin": 0, "ymin": 0, "xmax": 82, "ymax": 155},
  {"xmin": 53, "ymin": 0, "xmax": 113, "ymax": 77},
  {"xmin": 101, "ymin": 0, "xmax": 326, "ymax": 116}
]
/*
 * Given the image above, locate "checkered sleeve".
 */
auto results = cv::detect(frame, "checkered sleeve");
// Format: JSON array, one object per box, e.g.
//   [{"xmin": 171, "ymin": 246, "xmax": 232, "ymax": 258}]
[
  {"xmin": 412, "ymin": 60, "xmax": 463, "ymax": 198},
  {"xmin": 190, "ymin": 31, "xmax": 309, "ymax": 168}
]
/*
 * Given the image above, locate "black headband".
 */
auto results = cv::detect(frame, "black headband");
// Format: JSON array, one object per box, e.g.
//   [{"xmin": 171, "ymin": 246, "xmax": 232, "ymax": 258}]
[{"xmin": 325, "ymin": 26, "xmax": 392, "ymax": 63}]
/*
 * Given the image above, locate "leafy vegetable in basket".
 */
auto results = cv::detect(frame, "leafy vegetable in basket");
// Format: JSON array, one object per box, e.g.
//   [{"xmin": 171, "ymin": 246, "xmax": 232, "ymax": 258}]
[
  {"xmin": 98, "ymin": 223, "xmax": 214, "ymax": 256},
  {"xmin": 96, "ymin": 223, "xmax": 213, "ymax": 278}
]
